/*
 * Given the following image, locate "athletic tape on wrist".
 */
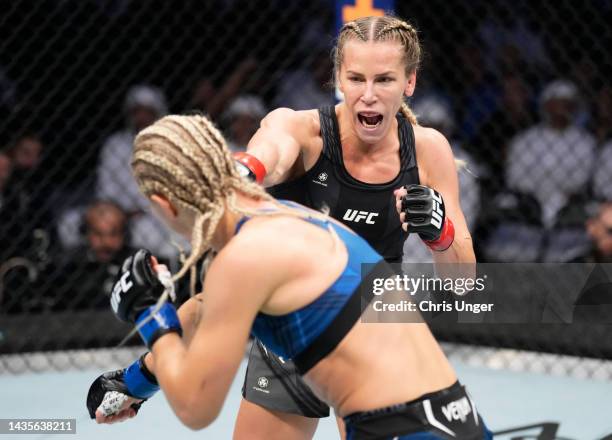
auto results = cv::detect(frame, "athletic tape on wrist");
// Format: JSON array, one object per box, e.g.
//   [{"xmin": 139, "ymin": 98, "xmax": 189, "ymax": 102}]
[
  {"xmin": 135, "ymin": 302, "xmax": 182, "ymax": 348},
  {"xmin": 124, "ymin": 357, "xmax": 160, "ymax": 399},
  {"xmin": 156, "ymin": 267, "xmax": 176, "ymax": 302}
]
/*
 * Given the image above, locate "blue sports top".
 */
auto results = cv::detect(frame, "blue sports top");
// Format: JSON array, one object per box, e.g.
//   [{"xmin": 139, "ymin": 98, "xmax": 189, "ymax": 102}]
[{"xmin": 235, "ymin": 200, "xmax": 385, "ymax": 373}]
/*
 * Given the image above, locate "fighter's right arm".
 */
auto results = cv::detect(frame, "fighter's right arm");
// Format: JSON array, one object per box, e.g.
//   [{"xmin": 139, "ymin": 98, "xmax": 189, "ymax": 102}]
[
  {"xmin": 89, "ymin": 292, "xmax": 205, "ymax": 424},
  {"xmin": 245, "ymin": 108, "xmax": 307, "ymax": 187},
  {"xmin": 142, "ymin": 292, "xmax": 204, "ymax": 373}
]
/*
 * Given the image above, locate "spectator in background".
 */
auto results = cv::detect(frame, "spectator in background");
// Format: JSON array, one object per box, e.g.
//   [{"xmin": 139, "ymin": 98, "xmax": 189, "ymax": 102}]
[
  {"xmin": 571, "ymin": 54, "xmax": 601, "ymax": 127},
  {"xmin": 477, "ymin": 4, "xmax": 552, "ymax": 78},
  {"xmin": 580, "ymin": 202, "xmax": 612, "ymax": 264},
  {"xmin": 96, "ymin": 84, "xmax": 167, "ymax": 214},
  {"xmin": 472, "ymin": 73, "xmax": 536, "ymax": 195},
  {"xmin": 572, "ymin": 202, "xmax": 612, "ymax": 323},
  {"xmin": 10, "ymin": 132, "xmax": 43, "ymax": 171},
  {"xmin": 272, "ymin": 49, "xmax": 335, "ymax": 110},
  {"xmin": 1, "ymin": 133, "xmax": 55, "ymax": 260},
  {"xmin": 593, "ymin": 139, "xmax": 612, "ymax": 201},
  {"xmin": 54, "ymin": 200, "xmax": 136, "ymax": 310},
  {"xmin": 188, "ymin": 58, "xmax": 259, "ymax": 121},
  {"xmin": 505, "ymin": 79, "xmax": 596, "ymax": 228},
  {"xmin": 82, "ymin": 200, "xmax": 132, "ymax": 265},
  {"xmin": 591, "ymin": 85, "xmax": 612, "ymax": 146},
  {"xmin": 221, "ymin": 95, "xmax": 266, "ymax": 152},
  {"xmin": 272, "ymin": 5, "xmax": 334, "ymax": 111},
  {"xmin": 96, "ymin": 85, "xmax": 180, "ymax": 260},
  {"xmin": 0, "ymin": 151, "xmax": 14, "ymax": 261},
  {"xmin": 0, "ymin": 136, "xmax": 57, "ymax": 313},
  {"xmin": 453, "ymin": 40, "xmax": 501, "ymax": 143}
]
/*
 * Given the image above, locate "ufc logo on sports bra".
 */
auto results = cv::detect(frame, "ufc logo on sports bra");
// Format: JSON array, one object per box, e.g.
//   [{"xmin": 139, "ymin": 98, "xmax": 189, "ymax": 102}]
[{"xmin": 342, "ymin": 209, "xmax": 379, "ymax": 225}]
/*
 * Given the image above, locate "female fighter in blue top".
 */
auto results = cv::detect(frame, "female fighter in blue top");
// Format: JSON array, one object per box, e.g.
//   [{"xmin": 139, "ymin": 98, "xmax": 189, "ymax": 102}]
[{"xmin": 87, "ymin": 113, "xmax": 491, "ymax": 439}]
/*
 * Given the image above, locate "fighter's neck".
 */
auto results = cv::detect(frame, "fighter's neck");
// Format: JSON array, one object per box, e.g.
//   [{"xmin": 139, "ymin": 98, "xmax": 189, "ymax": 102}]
[{"xmin": 211, "ymin": 195, "xmax": 277, "ymax": 250}]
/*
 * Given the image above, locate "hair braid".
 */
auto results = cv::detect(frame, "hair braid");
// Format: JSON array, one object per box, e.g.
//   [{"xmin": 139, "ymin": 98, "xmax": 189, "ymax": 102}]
[
  {"xmin": 132, "ymin": 152, "xmax": 205, "ymax": 208},
  {"xmin": 334, "ymin": 16, "xmax": 422, "ymax": 126},
  {"xmin": 133, "ymin": 150, "xmax": 203, "ymax": 200},
  {"xmin": 173, "ymin": 213, "xmax": 212, "ymax": 282},
  {"xmin": 400, "ymin": 102, "xmax": 419, "ymax": 126},
  {"xmin": 399, "ymin": 21, "xmax": 418, "ymax": 40},
  {"xmin": 375, "ymin": 22, "xmax": 405, "ymax": 43},
  {"xmin": 340, "ymin": 21, "xmax": 367, "ymax": 41},
  {"xmin": 165, "ymin": 118, "xmax": 228, "ymax": 184},
  {"xmin": 132, "ymin": 114, "xmax": 325, "ymax": 298}
]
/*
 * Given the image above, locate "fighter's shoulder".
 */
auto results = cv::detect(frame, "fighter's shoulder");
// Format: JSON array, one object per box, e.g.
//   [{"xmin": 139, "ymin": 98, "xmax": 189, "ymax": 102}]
[
  {"xmin": 214, "ymin": 216, "xmax": 309, "ymax": 279},
  {"xmin": 261, "ymin": 108, "xmax": 319, "ymax": 135},
  {"xmin": 413, "ymin": 125, "xmax": 454, "ymax": 165},
  {"xmin": 413, "ymin": 125, "xmax": 456, "ymax": 186},
  {"xmin": 260, "ymin": 108, "xmax": 321, "ymax": 157}
]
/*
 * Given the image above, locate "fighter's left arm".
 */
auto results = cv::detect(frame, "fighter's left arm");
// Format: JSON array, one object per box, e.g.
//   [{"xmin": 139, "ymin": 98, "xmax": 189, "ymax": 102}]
[
  {"xmin": 395, "ymin": 127, "xmax": 476, "ymax": 267},
  {"xmin": 149, "ymin": 235, "xmax": 282, "ymax": 430}
]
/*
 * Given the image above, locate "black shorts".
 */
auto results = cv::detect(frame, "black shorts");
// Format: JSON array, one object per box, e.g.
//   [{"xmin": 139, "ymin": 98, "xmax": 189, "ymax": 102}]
[
  {"xmin": 242, "ymin": 339, "xmax": 330, "ymax": 418},
  {"xmin": 343, "ymin": 382, "xmax": 493, "ymax": 440}
]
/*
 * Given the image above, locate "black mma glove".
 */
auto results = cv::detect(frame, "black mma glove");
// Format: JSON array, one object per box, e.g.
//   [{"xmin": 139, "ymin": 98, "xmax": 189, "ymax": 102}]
[
  {"xmin": 110, "ymin": 249, "xmax": 182, "ymax": 348},
  {"xmin": 111, "ymin": 249, "xmax": 164, "ymax": 322},
  {"xmin": 400, "ymin": 184, "xmax": 455, "ymax": 251},
  {"xmin": 86, "ymin": 354, "xmax": 159, "ymax": 419}
]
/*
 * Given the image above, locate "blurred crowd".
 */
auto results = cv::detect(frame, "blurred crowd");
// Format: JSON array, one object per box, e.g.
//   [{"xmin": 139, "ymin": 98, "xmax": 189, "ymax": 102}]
[{"xmin": 1, "ymin": 0, "xmax": 611, "ymax": 314}]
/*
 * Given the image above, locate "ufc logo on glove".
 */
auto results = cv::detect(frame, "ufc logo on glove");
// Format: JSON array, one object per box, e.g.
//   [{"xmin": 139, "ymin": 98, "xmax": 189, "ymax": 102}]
[
  {"xmin": 401, "ymin": 184, "xmax": 455, "ymax": 252},
  {"xmin": 111, "ymin": 271, "xmax": 133, "ymax": 314},
  {"xmin": 431, "ymin": 192, "xmax": 444, "ymax": 229},
  {"xmin": 109, "ymin": 249, "xmax": 182, "ymax": 348}
]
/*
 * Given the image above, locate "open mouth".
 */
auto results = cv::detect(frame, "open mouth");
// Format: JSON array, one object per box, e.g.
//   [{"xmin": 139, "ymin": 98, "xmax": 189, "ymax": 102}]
[{"xmin": 357, "ymin": 112, "xmax": 383, "ymax": 129}]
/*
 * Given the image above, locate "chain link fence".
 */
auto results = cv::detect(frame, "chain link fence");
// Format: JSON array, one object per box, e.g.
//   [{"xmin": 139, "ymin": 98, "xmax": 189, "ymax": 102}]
[{"xmin": 1, "ymin": 0, "xmax": 611, "ymax": 374}]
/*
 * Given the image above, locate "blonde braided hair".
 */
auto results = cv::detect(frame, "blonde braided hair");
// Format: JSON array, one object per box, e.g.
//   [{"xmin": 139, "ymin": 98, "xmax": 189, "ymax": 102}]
[
  {"xmin": 132, "ymin": 114, "xmax": 338, "ymax": 293},
  {"xmin": 334, "ymin": 16, "xmax": 466, "ymax": 170},
  {"xmin": 334, "ymin": 15, "xmax": 421, "ymax": 125}
]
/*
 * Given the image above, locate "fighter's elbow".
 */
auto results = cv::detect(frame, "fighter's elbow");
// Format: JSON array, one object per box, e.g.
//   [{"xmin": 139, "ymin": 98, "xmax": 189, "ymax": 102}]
[
  {"xmin": 170, "ymin": 381, "xmax": 222, "ymax": 430},
  {"xmin": 175, "ymin": 403, "xmax": 219, "ymax": 431},
  {"xmin": 263, "ymin": 163, "xmax": 290, "ymax": 186},
  {"xmin": 180, "ymin": 415, "xmax": 213, "ymax": 431},
  {"xmin": 177, "ymin": 414, "xmax": 208, "ymax": 431}
]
